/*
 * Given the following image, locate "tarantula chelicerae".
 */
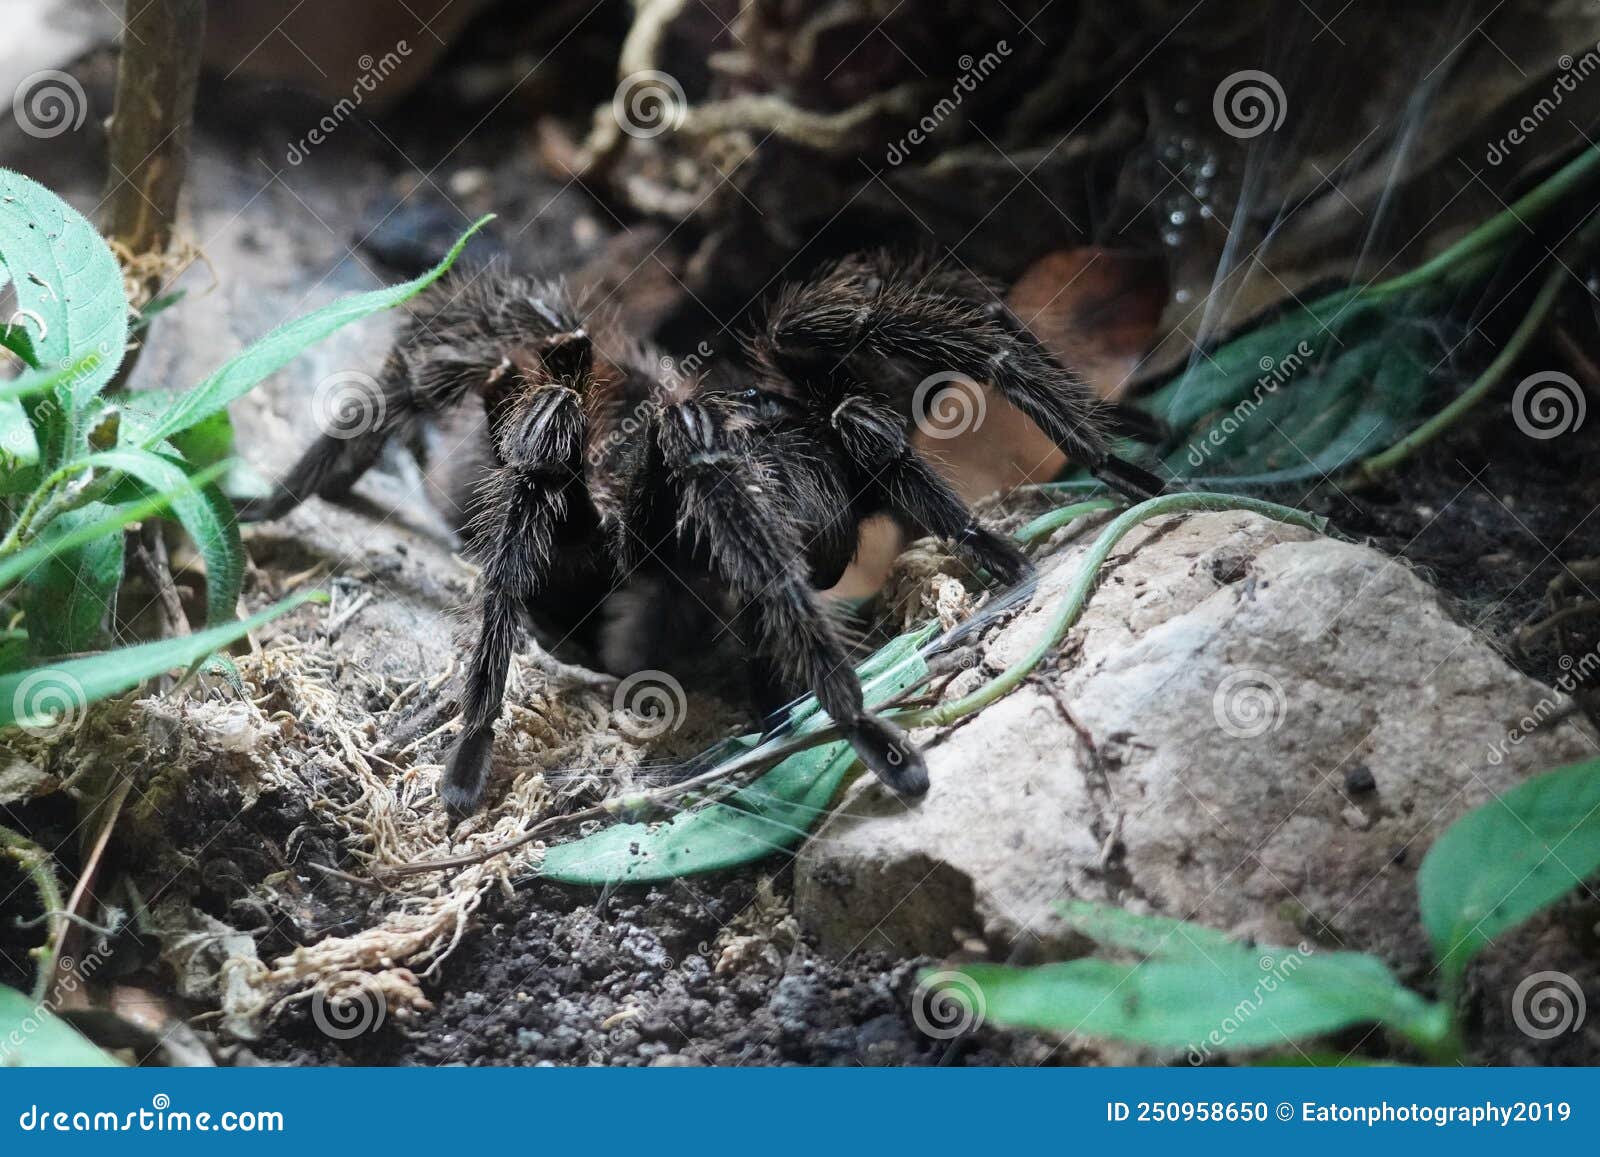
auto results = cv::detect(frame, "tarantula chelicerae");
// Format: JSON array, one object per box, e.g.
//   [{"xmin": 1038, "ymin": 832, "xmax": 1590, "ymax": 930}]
[{"xmin": 244, "ymin": 254, "xmax": 1163, "ymax": 815}]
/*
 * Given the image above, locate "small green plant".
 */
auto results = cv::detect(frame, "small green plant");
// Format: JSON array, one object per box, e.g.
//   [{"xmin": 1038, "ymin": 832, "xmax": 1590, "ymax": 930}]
[
  {"xmin": 0, "ymin": 167, "xmax": 487, "ymax": 726},
  {"xmin": 927, "ymin": 755, "xmax": 1600, "ymax": 1064}
]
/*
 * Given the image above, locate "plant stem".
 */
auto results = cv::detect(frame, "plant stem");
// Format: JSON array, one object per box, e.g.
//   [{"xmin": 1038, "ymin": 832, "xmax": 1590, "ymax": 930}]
[
  {"xmin": 1015, "ymin": 498, "xmax": 1121, "ymax": 544},
  {"xmin": 0, "ymin": 824, "xmax": 66, "ymax": 1002},
  {"xmin": 1346, "ymin": 260, "xmax": 1566, "ymax": 487},
  {"xmin": 1370, "ymin": 144, "xmax": 1600, "ymax": 298},
  {"xmin": 896, "ymin": 493, "xmax": 1328, "ymax": 731}
]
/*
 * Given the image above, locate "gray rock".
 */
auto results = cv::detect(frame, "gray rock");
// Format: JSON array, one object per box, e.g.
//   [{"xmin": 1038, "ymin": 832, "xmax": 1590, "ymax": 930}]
[{"xmin": 795, "ymin": 512, "xmax": 1599, "ymax": 975}]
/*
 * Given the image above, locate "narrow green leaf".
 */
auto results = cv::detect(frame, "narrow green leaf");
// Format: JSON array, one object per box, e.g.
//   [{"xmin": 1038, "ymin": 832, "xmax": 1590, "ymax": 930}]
[
  {"xmin": 70, "ymin": 448, "xmax": 243, "ymax": 627},
  {"xmin": 144, "ymin": 215, "xmax": 493, "ymax": 445},
  {"xmin": 1419, "ymin": 756, "xmax": 1600, "ymax": 983},
  {"xmin": 942, "ymin": 908, "xmax": 1440, "ymax": 1056},
  {"xmin": 0, "ymin": 591, "xmax": 321, "ymax": 731},
  {"xmin": 539, "ymin": 627, "xmax": 936, "ymax": 884},
  {"xmin": 0, "ymin": 985, "xmax": 120, "ymax": 1066},
  {"xmin": 0, "ymin": 462, "xmax": 227, "ymax": 590}
]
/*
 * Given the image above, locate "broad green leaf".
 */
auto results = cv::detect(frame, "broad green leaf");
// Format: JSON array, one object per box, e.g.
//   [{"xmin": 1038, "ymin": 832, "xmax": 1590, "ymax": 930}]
[
  {"xmin": 1141, "ymin": 290, "xmax": 1441, "ymax": 481},
  {"xmin": 0, "ymin": 590, "xmax": 321, "ymax": 732},
  {"xmin": 71, "ymin": 448, "xmax": 243, "ymax": 627},
  {"xmin": 0, "ymin": 985, "xmax": 120, "ymax": 1066},
  {"xmin": 942, "ymin": 906, "xmax": 1443, "ymax": 1055},
  {"xmin": 22, "ymin": 503, "xmax": 124, "ymax": 654},
  {"xmin": 0, "ymin": 168, "xmax": 129, "ymax": 464},
  {"xmin": 539, "ymin": 627, "xmax": 936, "ymax": 884},
  {"xmin": 143, "ymin": 215, "xmax": 492, "ymax": 445},
  {"xmin": 1419, "ymin": 756, "xmax": 1600, "ymax": 983},
  {"xmin": 0, "ymin": 462, "xmax": 227, "ymax": 590}
]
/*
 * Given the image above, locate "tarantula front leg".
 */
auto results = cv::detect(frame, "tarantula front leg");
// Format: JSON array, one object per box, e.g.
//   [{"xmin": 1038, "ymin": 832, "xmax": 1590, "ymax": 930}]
[
  {"xmin": 441, "ymin": 385, "xmax": 586, "ymax": 816},
  {"xmin": 237, "ymin": 350, "xmax": 417, "ymax": 522},
  {"xmin": 659, "ymin": 400, "xmax": 928, "ymax": 797},
  {"xmin": 830, "ymin": 396, "xmax": 1029, "ymax": 585}
]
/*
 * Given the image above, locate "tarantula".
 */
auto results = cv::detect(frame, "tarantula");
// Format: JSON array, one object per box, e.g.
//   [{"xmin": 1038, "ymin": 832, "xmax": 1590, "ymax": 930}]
[{"xmin": 243, "ymin": 254, "xmax": 1163, "ymax": 815}]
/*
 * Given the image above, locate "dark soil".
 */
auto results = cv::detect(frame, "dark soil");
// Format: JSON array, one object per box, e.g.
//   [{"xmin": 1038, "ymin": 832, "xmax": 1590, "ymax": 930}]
[{"xmin": 253, "ymin": 870, "xmax": 1067, "ymax": 1068}]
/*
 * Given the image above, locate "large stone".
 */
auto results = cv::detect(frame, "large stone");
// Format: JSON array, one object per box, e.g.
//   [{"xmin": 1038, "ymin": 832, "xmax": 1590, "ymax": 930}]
[{"xmin": 795, "ymin": 512, "xmax": 1599, "ymax": 978}]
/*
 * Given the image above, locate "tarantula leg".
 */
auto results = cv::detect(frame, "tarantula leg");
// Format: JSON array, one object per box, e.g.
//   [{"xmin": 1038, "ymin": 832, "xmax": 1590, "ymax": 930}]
[
  {"xmin": 831, "ymin": 397, "xmax": 1030, "ymax": 586},
  {"xmin": 659, "ymin": 400, "xmax": 928, "ymax": 797},
  {"xmin": 441, "ymin": 385, "xmax": 586, "ymax": 816},
  {"xmin": 236, "ymin": 351, "xmax": 417, "ymax": 522}
]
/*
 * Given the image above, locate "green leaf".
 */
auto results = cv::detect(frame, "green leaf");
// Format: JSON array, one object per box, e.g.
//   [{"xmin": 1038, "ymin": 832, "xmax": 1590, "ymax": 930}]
[
  {"xmin": 0, "ymin": 985, "xmax": 120, "ymax": 1066},
  {"xmin": 0, "ymin": 462, "xmax": 227, "ymax": 590},
  {"xmin": 0, "ymin": 591, "xmax": 321, "ymax": 732},
  {"xmin": 71, "ymin": 448, "xmax": 243, "ymax": 627},
  {"xmin": 0, "ymin": 168, "xmax": 129, "ymax": 465},
  {"xmin": 1139, "ymin": 290, "xmax": 1441, "ymax": 482},
  {"xmin": 1419, "ymin": 756, "xmax": 1600, "ymax": 984},
  {"xmin": 143, "ymin": 215, "xmax": 493, "ymax": 445},
  {"xmin": 539, "ymin": 626, "xmax": 936, "ymax": 884},
  {"xmin": 940, "ymin": 904, "xmax": 1443, "ymax": 1057},
  {"xmin": 21, "ymin": 503, "xmax": 125, "ymax": 654}
]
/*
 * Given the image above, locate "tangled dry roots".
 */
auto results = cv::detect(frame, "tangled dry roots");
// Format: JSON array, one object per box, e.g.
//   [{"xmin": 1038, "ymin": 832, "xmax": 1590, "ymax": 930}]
[{"xmin": 7, "ymin": 633, "xmax": 659, "ymax": 1035}]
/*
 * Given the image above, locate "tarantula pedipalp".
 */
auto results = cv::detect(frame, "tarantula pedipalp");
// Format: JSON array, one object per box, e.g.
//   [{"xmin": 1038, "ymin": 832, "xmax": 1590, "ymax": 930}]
[{"xmin": 243, "ymin": 254, "xmax": 1164, "ymax": 815}]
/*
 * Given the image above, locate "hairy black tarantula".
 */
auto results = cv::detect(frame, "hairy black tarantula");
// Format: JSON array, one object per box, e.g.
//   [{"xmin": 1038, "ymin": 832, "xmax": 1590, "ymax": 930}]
[{"xmin": 243, "ymin": 254, "xmax": 1164, "ymax": 815}]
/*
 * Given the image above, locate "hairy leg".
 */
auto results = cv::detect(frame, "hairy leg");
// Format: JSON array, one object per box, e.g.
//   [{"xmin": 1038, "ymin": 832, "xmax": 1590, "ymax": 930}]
[
  {"xmin": 441, "ymin": 385, "xmax": 587, "ymax": 815},
  {"xmin": 829, "ymin": 396, "xmax": 1029, "ymax": 584},
  {"xmin": 758, "ymin": 263, "xmax": 1166, "ymax": 500},
  {"xmin": 658, "ymin": 399, "xmax": 927, "ymax": 796}
]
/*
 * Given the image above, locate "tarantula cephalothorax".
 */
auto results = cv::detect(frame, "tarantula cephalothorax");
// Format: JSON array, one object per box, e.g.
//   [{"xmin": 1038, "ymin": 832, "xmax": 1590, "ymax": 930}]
[{"xmin": 243, "ymin": 254, "xmax": 1164, "ymax": 815}]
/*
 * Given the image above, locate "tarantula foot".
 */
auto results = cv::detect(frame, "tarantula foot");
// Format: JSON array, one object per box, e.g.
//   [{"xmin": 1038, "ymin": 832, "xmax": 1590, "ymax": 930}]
[
  {"xmin": 847, "ymin": 714, "xmax": 929, "ymax": 797},
  {"xmin": 234, "ymin": 488, "xmax": 299, "ymax": 524},
  {"xmin": 440, "ymin": 728, "xmax": 496, "ymax": 817},
  {"xmin": 1096, "ymin": 455, "xmax": 1168, "ymax": 502},
  {"xmin": 956, "ymin": 524, "xmax": 1032, "ymax": 587}
]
